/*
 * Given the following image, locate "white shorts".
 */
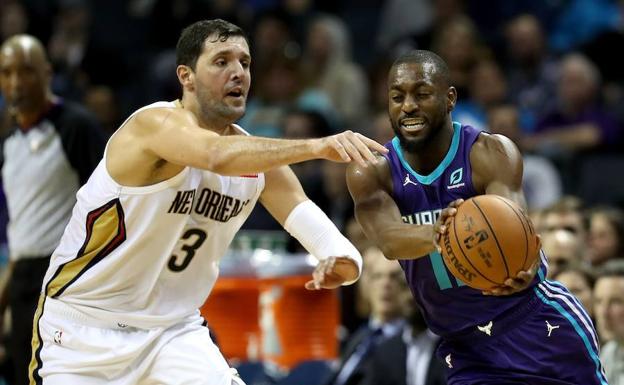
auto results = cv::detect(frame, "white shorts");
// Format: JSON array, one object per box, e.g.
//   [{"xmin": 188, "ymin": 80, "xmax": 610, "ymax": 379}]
[{"xmin": 29, "ymin": 297, "xmax": 246, "ymax": 385}]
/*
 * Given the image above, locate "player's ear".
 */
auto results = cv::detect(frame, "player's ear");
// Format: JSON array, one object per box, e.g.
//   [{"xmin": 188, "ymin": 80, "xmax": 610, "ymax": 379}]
[
  {"xmin": 447, "ymin": 86, "xmax": 457, "ymax": 113},
  {"xmin": 176, "ymin": 65, "xmax": 195, "ymax": 91}
]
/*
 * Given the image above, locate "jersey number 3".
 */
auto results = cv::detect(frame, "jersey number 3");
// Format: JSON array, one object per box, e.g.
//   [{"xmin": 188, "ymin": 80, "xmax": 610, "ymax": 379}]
[{"xmin": 168, "ymin": 229, "xmax": 207, "ymax": 272}]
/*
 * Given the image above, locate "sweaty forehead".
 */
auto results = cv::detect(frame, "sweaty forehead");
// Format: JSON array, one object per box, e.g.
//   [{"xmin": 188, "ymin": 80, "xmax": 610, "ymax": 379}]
[
  {"xmin": 390, "ymin": 62, "xmax": 437, "ymax": 88},
  {"xmin": 202, "ymin": 35, "xmax": 250, "ymax": 57}
]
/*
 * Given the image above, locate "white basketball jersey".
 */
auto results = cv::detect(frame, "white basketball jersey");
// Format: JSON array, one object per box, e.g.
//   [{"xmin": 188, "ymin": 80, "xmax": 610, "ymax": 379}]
[{"xmin": 41, "ymin": 101, "xmax": 265, "ymax": 329}]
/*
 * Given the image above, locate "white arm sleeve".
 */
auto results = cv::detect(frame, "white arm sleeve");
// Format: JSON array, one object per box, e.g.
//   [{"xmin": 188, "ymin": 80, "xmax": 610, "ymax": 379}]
[{"xmin": 284, "ymin": 200, "xmax": 362, "ymax": 285}]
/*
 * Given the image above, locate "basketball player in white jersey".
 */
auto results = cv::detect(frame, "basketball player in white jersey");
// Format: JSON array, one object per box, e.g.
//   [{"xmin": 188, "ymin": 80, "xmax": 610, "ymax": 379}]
[{"xmin": 28, "ymin": 19, "xmax": 386, "ymax": 385}]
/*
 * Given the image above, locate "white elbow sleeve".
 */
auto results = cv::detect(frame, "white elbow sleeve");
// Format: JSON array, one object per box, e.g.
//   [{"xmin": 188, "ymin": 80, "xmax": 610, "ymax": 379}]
[{"xmin": 284, "ymin": 200, "xmax": 362, "ymax": 284}]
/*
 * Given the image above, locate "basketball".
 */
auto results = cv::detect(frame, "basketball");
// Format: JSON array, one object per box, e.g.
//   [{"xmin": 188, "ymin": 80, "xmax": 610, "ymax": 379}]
[{"xmin": 440, "ymin": 195, "xmax": 540, "ymax": 291}]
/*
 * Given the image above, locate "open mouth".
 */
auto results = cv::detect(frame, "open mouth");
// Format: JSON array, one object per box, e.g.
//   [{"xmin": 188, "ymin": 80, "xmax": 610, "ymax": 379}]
[
  {"xmin": 400, "ymin": 118, "xmax": 426, "ymax": 133},
  {"xmin": 226, "ymin": 88, "xmax": 244, "ymax": 99}
]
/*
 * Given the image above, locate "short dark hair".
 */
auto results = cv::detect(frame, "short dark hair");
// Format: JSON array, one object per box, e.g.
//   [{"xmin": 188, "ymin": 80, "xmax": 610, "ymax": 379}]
[
  {"xmin": 176, "ymin": 19, "xmax": 249, "ymax": 70},
  {"xmin": 588, "ymin": 206, "xmax": 624, "ymax": 256},
  {"xmin": 391, "ymin": 50, "xmax": 450, "ymax": 86}
]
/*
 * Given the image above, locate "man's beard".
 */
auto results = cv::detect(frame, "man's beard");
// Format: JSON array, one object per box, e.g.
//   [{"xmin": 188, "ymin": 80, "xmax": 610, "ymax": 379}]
[
  {"xmin": 392, "ymin": 121, "xmax": 432, "ymax": 153},
  {"xmin": 199, "ymin": 97, "xmax": 245, "ymax": 125}
]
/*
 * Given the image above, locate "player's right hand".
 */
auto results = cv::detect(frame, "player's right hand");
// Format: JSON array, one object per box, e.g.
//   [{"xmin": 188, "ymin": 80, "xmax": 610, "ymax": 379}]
[
  {"xmin": 305, "ymin": 256, "xmax": 359, "ymax": 290},
  {"xmin": 433, "ymin": 199, "xmax": 464, "ymax": 252},
  {"xmin": 316, "ymin": 131, "xmax": 388, "ymax": 168}
]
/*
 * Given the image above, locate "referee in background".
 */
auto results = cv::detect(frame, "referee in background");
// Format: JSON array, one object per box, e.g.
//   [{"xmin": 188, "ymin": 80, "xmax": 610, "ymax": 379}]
[{"xmin": 0, "ymin": 34, "xmax": 105, "ymax": 385}]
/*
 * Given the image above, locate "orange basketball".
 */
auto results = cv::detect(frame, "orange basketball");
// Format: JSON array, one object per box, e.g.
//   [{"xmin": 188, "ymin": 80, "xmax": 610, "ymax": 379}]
[{"xmin": 440, "ymin": 195, "xmax": 540, "ymax": 291}]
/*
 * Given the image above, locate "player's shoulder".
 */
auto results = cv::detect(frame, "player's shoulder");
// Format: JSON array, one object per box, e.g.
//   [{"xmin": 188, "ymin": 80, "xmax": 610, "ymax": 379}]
[
  {"xmin": 472, "ymin": 132, "xmax": 521, "ymax": 160},
  {"xmin": 346, "ymin": 153, "xmax": 392, "ymax": 192},
  {"xmin": 129, "ymin": 101, "xmax": 196, "ymax": 134},
  {"xmin": 470, "ymin": 131, "xmax": 523, "ymax": 186}
]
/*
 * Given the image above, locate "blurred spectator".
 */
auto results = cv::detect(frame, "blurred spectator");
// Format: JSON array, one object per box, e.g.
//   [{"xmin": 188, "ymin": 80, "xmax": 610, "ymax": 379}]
[
  {"xmin": 594, "ymin": 263, "xmax": 624, "ymax": 385},
  {"xmin": 239, "ymin": 53, "xmax": 304, "ymax": 138},
  {"xmin": 586, "ymin": 207, "xmax": 624, "ymax": 268},
  {"xmin": 503, "ymin": 14, "xmax": 558, "ymax": 132},
  {"xmin": 83, "ymin": 85, "xmax": 120, "ymax": 135},
  {"xmin": 541, "ymin": 230, "xmax": 584, "ymax": 279},
  {"xmin": 281, "ymin": 0, "xmax": 318, "ymax": 46},
  {"xmin": 553, "ymin": 266, "xmax": 595, "ymax": 319},
  {"xmin": 360, "ymin": 307, "xmax": 446, "ymax": 385},
  {"xmin": 251, "ymin": 9, "xmax": 298, "ymax": 74},
  {"xmin": 541, "ymin": 196, "xmax": 588, "ymax": 242},
  {"xmin": 375, "ymin": 0, "xmax": 434, "ymax": 55},
  {"xmin": 525, "ymin": 53, "xmax": 621, "ymax": 155},
  {"xmin": 453, "ymin": 59, "xmax": 508, "ymax": 129},
  {"xmin": 367, "ymin": 57, "xmax": 393, "ymax": 116},
  {"xmin": 549, "ymin": 0, "xmax": 621, "ymax": 53},
  {"xmin": 487, "ymin": 104, "xmax": 562, "ymax": 210},
  {"xmin": 326, "ymin": 247, "xmax": 411, "ymax": 385},
  {"xmin": 301, "ymin": 14, "xmax": 369, "ymax": 128},
  {"xmin": 431, "ymin": 15, "xmax": 489, "ymax": 101},
  {"xmin": 239, "ymin": 51, "xmax": 336, "ymax": 138},
  {"xmin": 0, "ymin": 34, "xmax": 105, "ymax": 385},
  {"xmin": 1, "ymin": 1, "xmax": 29, "ymax": 42},
  {"xmin": 366, "ymin": 110, "xmax": 394, "ymax": 145},
  {"xmin": 47, "ymin": 0, "xmax": 92, "ymax": 99}
]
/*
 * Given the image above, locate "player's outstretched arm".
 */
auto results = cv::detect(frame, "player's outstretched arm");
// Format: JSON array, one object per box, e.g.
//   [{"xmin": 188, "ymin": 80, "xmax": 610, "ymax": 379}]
[
  {"xmin": 259, "ymin": 166, "xmax": 362, "ymax": 289},
  {"xmin": 137, "ymin": 108, "xmax": 387, "ymax": 175},
  {"xmin": 346, "ymin": 157, "xmax": 437, "ymax": 260}
]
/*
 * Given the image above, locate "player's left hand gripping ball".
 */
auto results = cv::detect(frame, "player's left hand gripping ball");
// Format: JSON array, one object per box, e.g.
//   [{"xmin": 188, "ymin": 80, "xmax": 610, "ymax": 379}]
[{"xmin": 482, "ymin": 247, "xmax": 540, "ymax": 296}]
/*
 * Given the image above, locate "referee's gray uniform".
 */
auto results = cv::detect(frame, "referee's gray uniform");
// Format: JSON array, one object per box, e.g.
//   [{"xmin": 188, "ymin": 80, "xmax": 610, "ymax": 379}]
[{"xmin": 0, "ymin": 99, "xmax": 105, "ymax": 385}]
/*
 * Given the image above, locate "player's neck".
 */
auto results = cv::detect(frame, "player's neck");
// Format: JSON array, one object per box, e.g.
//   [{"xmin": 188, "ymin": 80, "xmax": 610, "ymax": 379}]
[
  {"xmin": 404, "ymin": 121, "xmax": 454, "ymax": 174},
  {"xmin": 179, "ymin": 95, "xmax": 230, "ymax": 135}
]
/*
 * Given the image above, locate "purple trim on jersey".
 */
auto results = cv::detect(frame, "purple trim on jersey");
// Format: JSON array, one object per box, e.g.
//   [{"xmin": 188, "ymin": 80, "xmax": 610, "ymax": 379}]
[{"xmin": 383, "ymin": 123, "xmax": 546, "ymax": 337}]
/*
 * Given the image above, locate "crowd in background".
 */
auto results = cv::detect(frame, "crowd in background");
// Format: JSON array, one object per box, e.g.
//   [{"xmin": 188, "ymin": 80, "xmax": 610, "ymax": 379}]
[{"xmin": 0, "ymin": 0, "xmax": 623, "ymax": 384}]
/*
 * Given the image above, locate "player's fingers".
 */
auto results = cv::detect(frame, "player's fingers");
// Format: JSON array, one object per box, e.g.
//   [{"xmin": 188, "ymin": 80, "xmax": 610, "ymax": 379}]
[
  {"xmin": 449, "ymin": 199, "xmax": 464, "ymax": 208},
  {"xmin": 355, "ymin": 132, "xmax": 389, "ymax": 154},
  {"xmin": 324, "ymin": 257, "xmax": 336, "ymax": 275},
  {"xmin": 515, "ymin": 271, "xmax": 533, "ymax": 283},
  {"xmin": 350, "ymin": 135, "xmax": 378, "ymax": 164},
  {"xmin": 305, "ymin": 280, "xmax": 320, "ymax": 290},
  {"xmin": 488, "ymin": 287, "xmax": 511, "ymax": 296},
  {"xmin": 312, "ymin": 266, "xmax": 324, "ymax": 289},
  {"xmin": 504, "ymin": 279, "xmax": 523, "ymax": 290},
  {"xmin": 440, "ymin": 207, "xmax": 457, "ymax": 220},
  {"xmin": 338, "ymin": 135, "xmax": 366, "ymax": 167},
  {"xmin": 330, "ymin": 138, "xmax": 350, "ymax": 162},
  {"xmin": 433, "ymin": 234, "xmax": 442, "ymax": 253}
]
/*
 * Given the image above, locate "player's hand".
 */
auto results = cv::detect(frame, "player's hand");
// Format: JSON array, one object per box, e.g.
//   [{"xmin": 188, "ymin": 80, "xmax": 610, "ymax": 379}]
[
  {"xmin": 483, "ymin": 235, "xmax": 541, "ymax": 296},
  {"xmin": 482, "ymin": 257, "xmax": 540, "ymax": 296},
  {"xmin": 317, "ymin": 131, "xmax": 388, "ymax": 168},
  {"xmin": 433, "ymin": 199, "xmax": 464, "ymax": 252},
  {"xmin": 305, "ymin": 256, "xmax": 360, "ymax": 290}
]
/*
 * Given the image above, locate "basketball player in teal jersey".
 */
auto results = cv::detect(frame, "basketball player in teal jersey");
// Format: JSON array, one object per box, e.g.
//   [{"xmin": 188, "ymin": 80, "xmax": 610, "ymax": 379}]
[{"xmin": 347, "ymin": 50, "xmax": 607, "ymax": 384}]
